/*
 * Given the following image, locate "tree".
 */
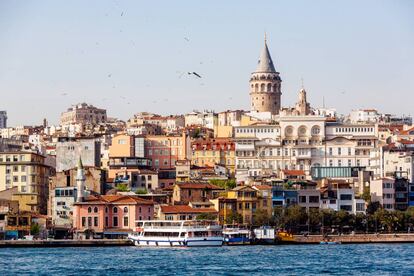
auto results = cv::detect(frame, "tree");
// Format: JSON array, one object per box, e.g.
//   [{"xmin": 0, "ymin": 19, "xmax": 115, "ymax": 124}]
[
  {"xmin": 115, "ymin": 183, "xmax": 130, "ymax": 192},
  {"xmin": 253, "ymin": 208, "xmax": 272, "ymax": 226},
  {"xmin": 366, "ymin": 201, "xmax": 381, "ymax": 215},
  {"xmin": 225, "ymin": 211, "xmax": 243, "ymax": 224},
  {"xmin": 135, "ymin": 188, "xmax": 147, "ymax": 194},
  {"xmin": 209, "ymin": 179, "xmax": 236, "ymax": 190},
  {"xmin": 362, "ymin": 187, "xmax": 371, "ymax": 203},
  {"xmin": 196, "ymin": 213, "xmax": 217, "ymax": 221},
  {"xmin": 30, "ymin": 223, "xmax": 40, "ymax": 237}
]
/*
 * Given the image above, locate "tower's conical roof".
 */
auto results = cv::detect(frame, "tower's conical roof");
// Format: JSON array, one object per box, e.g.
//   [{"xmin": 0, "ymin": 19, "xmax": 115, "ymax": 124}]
[
  {"xmin": 77, "ymin": 157, "xmax": 83, "ymax": 169},
  {"xmin": 255, "ymin": 36, "xmax": 276, "ymax": 73}
]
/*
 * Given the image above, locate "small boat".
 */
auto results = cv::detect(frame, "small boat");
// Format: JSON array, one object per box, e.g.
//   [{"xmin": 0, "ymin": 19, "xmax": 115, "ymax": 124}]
[
  {"xmin": 319, "ymin": 241, "xmax": 341, "ymax": 245},
  {"xmin": 223, "ymin": 225, "xmax": 251, "ymax": 245},
  {"xmin": 128, "ymin": 220, "xmax": 224, "ymax": 247},
  {"xmin": 253, "ymin": 226, "xmax": 277, "ymax": 245}
]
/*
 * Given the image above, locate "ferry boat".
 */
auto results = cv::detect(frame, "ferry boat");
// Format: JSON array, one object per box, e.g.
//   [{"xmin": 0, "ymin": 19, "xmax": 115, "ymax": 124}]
[
  {"xmin": 128, "ymin": 220, "xmax": 224, "ymax": 247},
  {"xmin": 223, "ymin": 225, "xmax": 251, "ymax": 245}
]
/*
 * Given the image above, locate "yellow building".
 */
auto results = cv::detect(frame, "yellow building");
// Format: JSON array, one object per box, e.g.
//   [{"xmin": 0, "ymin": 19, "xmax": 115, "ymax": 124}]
[
  {"xmin": 0, "ymin": 152, "xmax": 53, "ymax": 214},
  {"xmin": 191, "ymin": 138, "xmax": 235, "ymax": 176},
  {"xmin": 227, "ymin": 186, "xmax": 260, "ymax": 225}
]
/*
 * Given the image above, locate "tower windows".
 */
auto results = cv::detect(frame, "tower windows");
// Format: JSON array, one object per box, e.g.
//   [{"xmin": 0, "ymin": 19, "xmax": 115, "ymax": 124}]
[
  {"xmin": 261, "ymin": 83, "xmax": 265, "ymax": 92},
  {"xmin": 267, "ymin": 83, "xmax": 272, "ymax": 92}
]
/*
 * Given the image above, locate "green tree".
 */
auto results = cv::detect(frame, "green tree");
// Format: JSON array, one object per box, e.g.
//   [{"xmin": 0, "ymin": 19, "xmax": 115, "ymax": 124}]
[
  {"xmin": 209, "ymin": 179, "xmax": 236, "ymax": 190},
  {"xmin": 196, "ymin": 213, "xmax": 217, "ymax": 221},
  {"xmin": 135, "ymin": 188, "xmax": 148, "ymax": 194},
  {"xmin": 115, "ymin": 183, "xmax": 130, "ymax": 192},
  {"xmin": 253, "ymin": 208, "xmax": 272, "ymax": 226},
  {"xmin": 362, "ymin": 187, "xmax": 371, "ymax": 203},
  {"xmin": 225, "ymin": 211, "xmax": 243, "ymax": 224},
  {"xmin": 30, "ymin": 223, "xmax": 40, "ymax": 237}
]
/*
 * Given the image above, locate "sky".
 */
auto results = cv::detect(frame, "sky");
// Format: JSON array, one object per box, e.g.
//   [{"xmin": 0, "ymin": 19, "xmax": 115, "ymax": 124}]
[{"xmin": 1, "ymin": 0, "xmax": 414, "ymax": 126}]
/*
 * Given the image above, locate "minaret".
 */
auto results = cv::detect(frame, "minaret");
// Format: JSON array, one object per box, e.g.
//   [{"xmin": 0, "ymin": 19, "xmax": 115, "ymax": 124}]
[
  {"xmin": 250, "ymin": 34, "xmax": 282, "ymax": 115},
  {"xmin": 76, "ymin": 157, "xmax": 86, "ymax": 202}
]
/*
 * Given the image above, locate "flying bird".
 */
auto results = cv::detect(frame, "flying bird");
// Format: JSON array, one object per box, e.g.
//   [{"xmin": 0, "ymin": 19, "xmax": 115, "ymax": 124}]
[
  {"xmin": 61, "ymin": 92, "xmax": 68, "ymax": 96},
  {"xmin": 188, "ymin": 72, "xmax": 202, "ymax": 78},
  {"xmin": 108, "ymin": 74, "xmax": 112, "ymax": 78},
  {"xmin": 184, "ymin": 37, "xmax": 190, "ymax": 42},
  {"xmin": 121, "ymin": 11, "xmax": 124, "ymax": 16}
]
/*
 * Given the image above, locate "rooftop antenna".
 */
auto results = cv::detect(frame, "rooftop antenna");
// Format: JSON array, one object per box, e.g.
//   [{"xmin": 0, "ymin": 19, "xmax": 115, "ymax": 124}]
[
  {"xmin": 323, "ymin": 96, "xmax": 325, "ymax": 109},
  {"xmin": 301, "ymin": 77, "xmax": 304, "ymax": 89}
]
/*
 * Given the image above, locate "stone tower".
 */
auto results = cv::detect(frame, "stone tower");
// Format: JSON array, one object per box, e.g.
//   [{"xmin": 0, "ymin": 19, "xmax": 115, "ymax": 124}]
[
  {"xmin": 76, "ymin": 157, "xmax": 86, "ymax": 202},
  {"xmin": 250, "ymin": 35, "xmax": 282, "ymax": 115},
  {"xmin": 295, "ymin": 88, "xmax": 312, "ymax": 115}
]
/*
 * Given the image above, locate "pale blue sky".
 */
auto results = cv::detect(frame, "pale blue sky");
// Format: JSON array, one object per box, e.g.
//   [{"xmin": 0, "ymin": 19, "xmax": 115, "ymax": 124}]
[{"xmin": 1, "ymin": 0, "xmax": 413, "ymax": 126}]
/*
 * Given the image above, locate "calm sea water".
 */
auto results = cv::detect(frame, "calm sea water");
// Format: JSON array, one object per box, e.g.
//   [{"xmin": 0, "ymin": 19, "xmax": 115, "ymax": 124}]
[{"xmin": 1, "ymin": 244, "xmax": 413, "ymax": 275}]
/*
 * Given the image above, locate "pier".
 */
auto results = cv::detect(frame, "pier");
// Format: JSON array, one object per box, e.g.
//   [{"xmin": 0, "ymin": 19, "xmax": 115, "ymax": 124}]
[
  {"xmin": 291, "ymin": 233, "xmax": 414, "ymax": 244},
  {"xmin": 0, "ymin": 239, "xmax": 133, "ymax": 248}
]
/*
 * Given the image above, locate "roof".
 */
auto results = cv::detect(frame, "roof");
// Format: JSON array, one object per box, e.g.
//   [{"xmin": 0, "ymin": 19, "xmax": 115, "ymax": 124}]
[
  {"xmin": 75, "ymin": 195, "xmax": 154, "ymax": 205},
  {"xmin": 252, "ymin": 185, "xmax": 272, "ymax": 190},
  {"xmin": 282, "ymin": 169, "xmax": 306, "ymax": 176},
  {"xmin": 255, "ymin": 38, "xmax": 276, "ymax": 73},
  {"xmin": 232, "ymin": 185, "xmax": 256, "ymax": 191},
  {"xmin": 160, "ymin": 205, "xmax": 217, "ymax": 214},
  {"xmin": 176, "ymin": 183, "xmax": 224, "ymax": 190}
]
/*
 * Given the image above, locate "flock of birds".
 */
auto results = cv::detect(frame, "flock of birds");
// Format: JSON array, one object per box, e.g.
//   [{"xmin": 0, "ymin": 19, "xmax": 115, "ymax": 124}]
[{"xmin": 59, "ymin": 8, "xmax": 206, "ymax": 107}]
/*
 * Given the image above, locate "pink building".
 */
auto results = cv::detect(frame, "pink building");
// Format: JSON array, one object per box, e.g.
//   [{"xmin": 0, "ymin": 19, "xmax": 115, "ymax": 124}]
[{"xmin": 73, "ymin": 194, "xmax": 154, "ymax": 239}]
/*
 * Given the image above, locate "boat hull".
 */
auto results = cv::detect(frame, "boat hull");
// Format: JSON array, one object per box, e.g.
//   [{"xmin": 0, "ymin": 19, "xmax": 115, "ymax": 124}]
[{"xmin": 129, "ymin": 235, "xmax": 223, "ymax": 247}]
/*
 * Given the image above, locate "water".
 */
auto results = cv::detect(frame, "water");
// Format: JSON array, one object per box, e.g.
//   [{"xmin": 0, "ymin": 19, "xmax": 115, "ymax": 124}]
[{"xmin": 1, "ymin": 244, "xmax": 413, "ymax": 275}]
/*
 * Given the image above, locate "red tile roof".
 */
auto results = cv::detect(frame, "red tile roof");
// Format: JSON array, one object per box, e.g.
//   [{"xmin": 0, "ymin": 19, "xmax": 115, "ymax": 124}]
[
  {"xmin": 282, "ymin": 169, "xmax": 306, "ymax": 176},
  {"xmin": 191, "ymin": 138, "xmax": 235, "ymax": 151},
  {"xmin": 176, "ymin": 183, "xmax": 224, "ymax": 190},
  {"xmin": 76, "ymin": 195, "xmax": 153, "ymax": 205},
  {"xmin": 160, "ymin": 205, "xmax": 217, "ymax": 214},
  {"xmin": 252, "ymin": 185, "xmax": 272, "ymax": 190}
]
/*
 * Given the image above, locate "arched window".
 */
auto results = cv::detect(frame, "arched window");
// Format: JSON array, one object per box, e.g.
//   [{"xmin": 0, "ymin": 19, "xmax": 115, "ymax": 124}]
[
  {"xmin": 124, "ymin": 207, "xmax": 128, "ymax": 213},
  {"xmin": 260, "ymin": 83, "xmax": 265, "ymax": 92},
  {"xmin": 273, "ymin": 84, "xmax": 278, "ymax": 92},
  {"xmin": 113, "ymin": 207, "xmax": 118, "ymax": 213},
  {"xmin": 94, "ymin": 207, "xmax": 98, "ymax": 213},
  {"xmin": 255, "ymin": 84, "xmax": 259, "ymax": 92},
  {"xmin": 311, "ymin": 126, "xmax": 321, "ymax": 135},
  {"xmin": 105, "ymin": 207, "xmax": 108, "ymax": 213},
  {"xmin": 267, "ymin": 83, "xmax": 272, "ymax": 92},
  {"xmin": 88, "ymin": 207, "xmax": 92, "ymax": 213}
]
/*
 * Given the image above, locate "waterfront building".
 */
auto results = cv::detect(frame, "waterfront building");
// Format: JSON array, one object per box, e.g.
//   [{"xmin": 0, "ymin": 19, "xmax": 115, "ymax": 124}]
[
  {"xmin": 370, "ymin": 178, "xmax": 396, "ymax": 211},
  {"xmin": 73, "ymin": 194, "xmax": 154, "ymax": 239},
  {"xmin": 296, "ymin": 182, "xmax": 321, "ymax": 211},
  {"xmin": 227, "ymin": 186, "xmax": 262, "ymax": 224},
  {"xmin": 175, "ymin": 159, "xmax": 191, "ymax": 182},
  {"xmin": 0, "ymin": 151, "xmax": 53, "ymax": 214},
  {"xmin": 60, "ymin": 103, "xmax": 107, "ymax": 126},
  {"xmin": 319, "ymin": 181, "xmax": 358, "ymax": 214},
  {"xmin": 0, "ymin": 111, "xmax": 7, "ymax": 129},
  {"xmin": 55, "ymin": 137, "xmax": 101, "ymax": 172}
]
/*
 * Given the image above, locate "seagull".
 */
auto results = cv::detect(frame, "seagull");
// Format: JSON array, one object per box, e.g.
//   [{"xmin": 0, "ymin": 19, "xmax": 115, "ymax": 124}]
[
  {"xmin": 61, "ymin": 92, "xmax": 68, "ymax": 96},
  {"xmin": 188, "ymin": 72, "xmax": 202, "ymax": 78},
  {"xmin": 108, "ymin": 74, "xmax": 112, "ymax": 78},
  {"xmin": 121, "ymin": 11, "xmax": 124, "ymax": 16},
  {"xmin": 184, "ymin": 37, "xmax": 190, "ymax": 42}
]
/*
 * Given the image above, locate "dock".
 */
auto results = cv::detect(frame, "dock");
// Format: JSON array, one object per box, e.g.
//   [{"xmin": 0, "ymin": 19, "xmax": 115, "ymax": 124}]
[
  {"xmin": 291, "ymin": 233, "xmax": 414, "ymax": 244},
  {"xmin": 0, "ymin": 239, "xmax": 133, "ymax": 248}
]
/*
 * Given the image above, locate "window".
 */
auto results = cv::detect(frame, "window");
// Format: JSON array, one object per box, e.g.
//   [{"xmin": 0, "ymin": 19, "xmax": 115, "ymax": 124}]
[
  {"xmin": 94, "ymin": 217, "xmax": 98, "ymax": 227},
  {"xmin": 105, "ymin": 217, "xmax": 109, "ymax": 227},
  {"xmin": 340, "ymin": 194, "xmax": 352, "ymax": 201},
  {"xmin": 124, "ymin": 207, "xmax": 128, "ymax": 213},
  {"xmin": 309, "ymin": 196, "xmax": 319, "ymax": 203},
  {"xmin": 94, "ymin": 207, "xmax": 98, "ymax": 213},
  {"xmin": 124, "ymin": 216, "xmax": 129, "ymax": 227},
  {"xmin": 105, "ymin": 207, "xmax": 108, "ymax": 213},
  {"xmin": 299, "ymin": 196, "xmax": 306, "ymax": 203},
  {"xmin": 21, "ymin": 176, "xmax": 27, "ymax": 182},
  {"xmin": 113, "ymin": 207, "xmax": 118, "ymax": 213},
  {"xmin": 88, "ymin": 217, "xmax": 92, "ymax": 227},
  {"xmin": 82, "ymin": 217, "xmax": 86, "ymax": 227},
  {"xmin": 88, "ymin": 207, "xmax": 92, "ymax": 213},
  {"xmin": 338, "ymin": 148, "xmax": 341, "ymax": 156},
  {"xmin": 113, "ymin": 217, "xmax": 118, "ymax": 227}
]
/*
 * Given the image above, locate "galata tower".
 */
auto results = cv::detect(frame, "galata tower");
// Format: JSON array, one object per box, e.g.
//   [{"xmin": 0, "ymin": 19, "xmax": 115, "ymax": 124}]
[{"xmin": 249, "ymin": 35, "xmax": 282, "ymax": 115}]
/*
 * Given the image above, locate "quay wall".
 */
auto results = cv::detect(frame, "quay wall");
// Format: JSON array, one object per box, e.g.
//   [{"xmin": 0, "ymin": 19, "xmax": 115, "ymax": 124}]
[
  {"xmin": 292, "ymin": 233, "xmax": 414, "ymax": 244},
  {"xmin": 0, "ymin": 239, "xmax": 133, "ymax": 248}
]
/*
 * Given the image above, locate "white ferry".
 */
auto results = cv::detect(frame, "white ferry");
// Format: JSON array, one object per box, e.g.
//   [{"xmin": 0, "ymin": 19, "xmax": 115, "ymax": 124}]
[{"xmin": 128, "ymin": 220, "xmax": 224, "ymax": 247}]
